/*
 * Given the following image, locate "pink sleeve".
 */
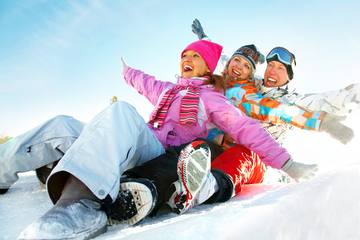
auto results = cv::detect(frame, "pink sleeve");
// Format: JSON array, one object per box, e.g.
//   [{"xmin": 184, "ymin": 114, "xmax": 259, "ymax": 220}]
[
  {"xmin": 123, "ymin": 65, "xmax": 174, "ymax": 105},
  {"xmin": 206, "ymin": 92, "xmax": 290, "ymax": 169}
]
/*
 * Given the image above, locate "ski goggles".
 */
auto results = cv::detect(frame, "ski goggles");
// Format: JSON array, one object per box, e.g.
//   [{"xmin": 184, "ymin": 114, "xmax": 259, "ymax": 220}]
[{"xmin": 266, "ymin": 47, "xmax": 296, "ymax": 67}]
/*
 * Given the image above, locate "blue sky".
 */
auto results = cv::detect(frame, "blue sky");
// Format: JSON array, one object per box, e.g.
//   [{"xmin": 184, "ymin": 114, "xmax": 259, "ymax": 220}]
[{"xmin": 1, "ymin": 0, "xmax": 360, "ymax": 135}]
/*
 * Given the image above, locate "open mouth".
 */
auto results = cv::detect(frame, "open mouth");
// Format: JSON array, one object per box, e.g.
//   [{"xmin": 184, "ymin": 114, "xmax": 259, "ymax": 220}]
[
  {"xmin": 232, "ymin": 69, "xmax": 241, "ymax": 77},
  {"xmin": 264, "ymin": 77, "xmax": 278, "ymax": 87},
  {"xmin": 267, "ymin": 77, "xmax": 277, "ymax": 83},
  {"xmin": 183, "ymin": 64, "xmax": 193, "ymax": 72},
  {"xmin": 231, "ymin": 68, "xmax": 241, "ymax": 78}
]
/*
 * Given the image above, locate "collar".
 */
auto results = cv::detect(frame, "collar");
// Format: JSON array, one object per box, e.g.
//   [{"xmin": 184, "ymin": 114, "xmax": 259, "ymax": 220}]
[
  {"xmin": 260, "ymin": 79, "xmax": 294, "ymax": 94},
  {"xmin": 177, "ymin": 76, "xmax": 210, "ymax": 87}
]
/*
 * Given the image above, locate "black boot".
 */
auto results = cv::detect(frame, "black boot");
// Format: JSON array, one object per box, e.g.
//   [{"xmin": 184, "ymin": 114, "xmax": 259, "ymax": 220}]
[
  {"xmin": 35, "ymin": 161, "xmax": 59, "ymax": 185},
  {"xmin": 105, "ymin": 178, "xmax": 158, "ymax": 225},
  {"xmin": 204, "ymin": 169, "xmax": 234, "ymax": 204},
  {"xmin": 0, "ymin": 188, "xmax": 9, "ymax": 194}
]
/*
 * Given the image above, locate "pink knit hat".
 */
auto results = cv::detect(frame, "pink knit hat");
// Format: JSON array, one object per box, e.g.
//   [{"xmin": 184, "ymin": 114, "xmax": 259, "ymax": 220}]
[{"xmin": 181, "ymin": 40, "xmax": 223, "ymax": 74}]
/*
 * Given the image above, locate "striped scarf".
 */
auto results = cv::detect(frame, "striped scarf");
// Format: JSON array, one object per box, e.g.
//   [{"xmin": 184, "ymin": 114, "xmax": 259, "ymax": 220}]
[{"xmin": 149, "ymin": 85, "xmax": 200, "ymax": 128}]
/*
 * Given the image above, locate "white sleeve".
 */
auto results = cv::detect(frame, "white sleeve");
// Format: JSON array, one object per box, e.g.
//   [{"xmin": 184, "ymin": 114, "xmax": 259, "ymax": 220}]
[{"xmin": 292, "ymin": 83, "xmax": 360, "ymax": 116}]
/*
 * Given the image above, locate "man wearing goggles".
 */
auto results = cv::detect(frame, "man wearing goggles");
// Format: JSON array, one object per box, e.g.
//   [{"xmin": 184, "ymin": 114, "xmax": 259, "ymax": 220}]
[
  {"xmin": 264, "ymin": 47, "xmax": 296, "ymax": 87},
  {"xmin": 261, "ymin": 46, "xmax": 359, "ymax": 120}
]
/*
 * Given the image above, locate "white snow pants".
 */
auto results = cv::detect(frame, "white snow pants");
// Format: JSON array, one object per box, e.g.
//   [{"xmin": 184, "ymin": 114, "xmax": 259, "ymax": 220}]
[
  {"xmin": 46, "ymin": 101, "xmax": 165, "ymax": 203},
  {"xmin": 0, "ymin": 115, "xmax": 83, "ymax": 189}
]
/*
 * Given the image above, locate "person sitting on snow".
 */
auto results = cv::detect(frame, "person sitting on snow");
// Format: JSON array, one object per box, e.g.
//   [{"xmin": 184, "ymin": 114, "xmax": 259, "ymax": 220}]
[
  {"xmin": 105, "ymin": 20, "xmax": 360, "ymax": 223},
  {"xmin": 0, "ymin": 21, "xmax": 358, "ymax": 239},
  {"xmin": 5, "ymin": 39, "xmax": 299, "ymax": 239}
]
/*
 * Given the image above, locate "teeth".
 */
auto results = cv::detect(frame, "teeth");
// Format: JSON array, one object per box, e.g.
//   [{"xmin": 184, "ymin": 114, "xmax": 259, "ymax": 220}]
[
  {"xmin": 268, "ymin": 78, "xmax": 277, "ymax": 82},
  {"xmin": 232, "ymin": 69, "xmax": 240, "ymax": 76},
  {"xmin": 184, "ymin": 65, "xmax": 193, "ymax": 71}
]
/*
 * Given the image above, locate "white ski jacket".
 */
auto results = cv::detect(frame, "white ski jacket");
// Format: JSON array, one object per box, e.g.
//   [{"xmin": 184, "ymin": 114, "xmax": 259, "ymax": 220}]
[{"xmin": 254, "ymin": 78, "xmax": 359, "ymax": 144}]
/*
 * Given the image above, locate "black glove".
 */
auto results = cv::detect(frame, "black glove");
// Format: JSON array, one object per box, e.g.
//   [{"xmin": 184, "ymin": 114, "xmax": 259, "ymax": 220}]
[{"xmin": 192, "ymin": 19, "xmax": 208, "ymax": 40}]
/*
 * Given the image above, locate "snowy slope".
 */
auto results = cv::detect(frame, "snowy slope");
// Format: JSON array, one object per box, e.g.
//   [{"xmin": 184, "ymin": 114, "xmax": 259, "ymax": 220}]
[{"xmin": 1, "ymin": 110, "xmax": 360, "ymax": 240}]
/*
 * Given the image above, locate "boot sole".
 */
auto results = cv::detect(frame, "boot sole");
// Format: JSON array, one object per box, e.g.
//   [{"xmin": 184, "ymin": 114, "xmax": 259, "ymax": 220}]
[
  {"xmin": 119, "ymin": 181, "xmax": 156, "ymax": 225},
  {"xmin": 177, "ymin": 140, "xmax": 211, "ymax": 210}
]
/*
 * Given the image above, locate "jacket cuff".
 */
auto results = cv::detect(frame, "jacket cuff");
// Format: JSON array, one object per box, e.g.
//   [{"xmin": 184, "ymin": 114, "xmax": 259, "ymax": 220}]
[{"xmin": 281, "ymin": 158, "xmax": 294, "ymax": 171}]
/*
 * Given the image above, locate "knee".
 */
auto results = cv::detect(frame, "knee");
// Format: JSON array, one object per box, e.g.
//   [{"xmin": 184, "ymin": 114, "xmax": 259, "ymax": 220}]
[
  {"xmin": 109, "ymin": 101, "xmax": 137, "ymax": 116},
  {"xmin": 50, "ymin": 115, "xmax": 76, "ymax": 125},
  {"xmin": 49, "ymin": 115, "xmax": 83, "ymax": 131},
  {"xmin": 111, "ymin": 101, "xmax": 132, "ymax": 110}
]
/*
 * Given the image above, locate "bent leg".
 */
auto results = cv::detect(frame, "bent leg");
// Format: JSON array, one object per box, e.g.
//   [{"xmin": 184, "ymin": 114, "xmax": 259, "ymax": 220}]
[
  {"xmin": 211, "ymin": 144, "xmax": 266, "ymax": 196},
  {"xmin": 0, "ymin": 115, "xmax": 83, "ymax": 189},
  {"xmin": 122, "ymin": 148, "xmax": 179, "ymax": 215},
  {"xmin": 119, "ymin": 139, "xmax": 222, "ymax": 216},
  {"xmin": 47, "ymin": 101, "xmax": 165, "ymax": 204}
]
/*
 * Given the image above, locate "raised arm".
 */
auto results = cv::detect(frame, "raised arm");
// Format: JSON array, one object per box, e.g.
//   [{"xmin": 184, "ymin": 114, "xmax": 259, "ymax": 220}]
[
  {"xmin": 192, "ymin": 18, "xmax": 209, "ymax": 40},
  {"xmin": 206, "ymin": 92, "xmax": 320, "ymax": 180},
  {"xmin": 226, "ymin": 82, "xmax": 354, "ymax": 144},
  {"xmin": 292, "ymin": 83, "xmax": 360, "ymax": 116},
  {"xmin": 122, "ymin": 61, "xmax": 174, "ymax": 105},
  {"xmin": 191, "ymin": 19, "xmax": 229, "ymax": 67},
  {"xmin": 226, "ymin": 84, "xmax": 325, "ymax": 130}
]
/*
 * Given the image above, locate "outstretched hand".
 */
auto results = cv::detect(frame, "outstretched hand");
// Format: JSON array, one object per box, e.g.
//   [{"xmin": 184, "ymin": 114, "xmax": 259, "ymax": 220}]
[
  {"xmin": 345, "ymin": 83, "xmax": 360, "ymax": 107},
  {"xmin": 121, "ymin": 57, "xmax": 127, "ymax": 69},
  {"xmin": 320, "ymin": 113, "xmax": 354, "ymax": 144},
  {"xmin": 192, "ymin": 19, "xmax": 208, "ymax": 40},
  {"xmin": 282, "ymin": 159, "xmax": 318, "ymax": 182}
]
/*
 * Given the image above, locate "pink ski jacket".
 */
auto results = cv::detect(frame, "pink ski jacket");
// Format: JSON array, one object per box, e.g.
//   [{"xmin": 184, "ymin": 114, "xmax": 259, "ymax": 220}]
[{"xmin": 123, "ymin": 65, "xmax": 290, "ymax": 169}]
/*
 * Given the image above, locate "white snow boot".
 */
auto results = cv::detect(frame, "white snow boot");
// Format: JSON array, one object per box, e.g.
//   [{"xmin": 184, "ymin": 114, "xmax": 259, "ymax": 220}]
[
  {"xmin": 167, "ymin": 140, "xmax": 216, "ymax": 214},
  {"xmin": 18, "ymin": 199, "xmax": 107, "ymax": 240},
  {"xmin": 106, "ymin": 178, "xmax": 157, "ymax": 225}
]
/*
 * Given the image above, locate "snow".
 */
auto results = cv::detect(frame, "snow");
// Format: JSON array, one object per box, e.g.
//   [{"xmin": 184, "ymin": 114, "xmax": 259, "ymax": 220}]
[{"xmin": 1, "ymin": 110, "xmax": 360, "ymax": 240}]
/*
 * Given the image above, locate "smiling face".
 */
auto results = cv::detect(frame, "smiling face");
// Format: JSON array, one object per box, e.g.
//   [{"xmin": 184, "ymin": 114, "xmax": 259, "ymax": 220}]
[
  {"xmin": 180, "ymin": 50, "xmax": 210, "ymax": 78},
  {"xmin": 263, "ymin": 61, "xmax": 289, "ymax": 87},
  {"xmin": 226, "ymin": 56, "xmax": 252, "ymax": 80}
]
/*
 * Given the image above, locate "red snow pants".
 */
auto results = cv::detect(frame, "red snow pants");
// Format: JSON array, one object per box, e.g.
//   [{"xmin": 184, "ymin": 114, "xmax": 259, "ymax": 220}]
[{"xmin": 211, "ymin": 144, "xmax": 266, "ymax": 194}]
